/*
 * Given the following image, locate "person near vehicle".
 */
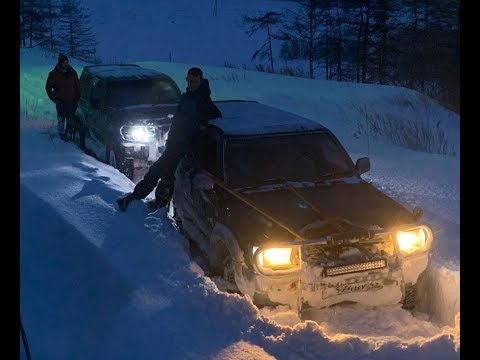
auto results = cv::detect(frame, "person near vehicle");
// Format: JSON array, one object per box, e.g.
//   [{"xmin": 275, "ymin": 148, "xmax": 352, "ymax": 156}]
[
  {"xmin": 116, "ymin": 67, "xmax": 222, "ymax": 211},
  {"xmin": 45, "ymin": 53, "xmax": 81, "ymax": 142}
]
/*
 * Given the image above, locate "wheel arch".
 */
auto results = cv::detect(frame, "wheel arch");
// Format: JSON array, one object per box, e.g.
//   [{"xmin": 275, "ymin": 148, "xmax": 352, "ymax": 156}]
[
  {"xmin": 209, "ymin": 223, "xmax": 244, "ymax": 265},
  {"xmin": 209, "ymin": 223, "xmax": 255, "ymax": 297},
  {"xmin": 106, "ymin": 143, "xmax": 134, "ymax": 180}
]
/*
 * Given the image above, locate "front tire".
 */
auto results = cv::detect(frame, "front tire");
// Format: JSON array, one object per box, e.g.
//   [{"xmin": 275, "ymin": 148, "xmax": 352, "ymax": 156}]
[
  {"xmin": 107, "ymin": 146, "xmax": 134, "ymax": 180},
  {"xmin": 209, "ymin": 244, "xmax": 239, "ymax": 294},
  {"xmin": 209, "ymin": 240, "xmax": 235, "ymax": 286}
]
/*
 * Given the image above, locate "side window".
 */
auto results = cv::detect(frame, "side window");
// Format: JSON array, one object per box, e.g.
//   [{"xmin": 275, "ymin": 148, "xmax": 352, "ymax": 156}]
[
  {"xmin": 89, "ymin": 79, "xmax": 105, "ymax": 107},
  {"xmin": 154, "ymin": 78, "xmax": 181, "ymax": 102},
  {"xmin": 79, "ymin": 73, "xmax": 90, "ymax": 99},
  {"xmin": 193, "ymin": 132, "xmax": 218, "ymax": 175}
]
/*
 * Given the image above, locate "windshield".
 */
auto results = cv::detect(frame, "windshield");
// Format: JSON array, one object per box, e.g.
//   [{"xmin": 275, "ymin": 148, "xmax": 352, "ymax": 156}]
[
  {"xmin": 107, "ymin": 78, "xmax": 181, "ymax": 107},
  {"xmin": 224, "ymin": 132, "xmax": 354, "ymax": 188}
]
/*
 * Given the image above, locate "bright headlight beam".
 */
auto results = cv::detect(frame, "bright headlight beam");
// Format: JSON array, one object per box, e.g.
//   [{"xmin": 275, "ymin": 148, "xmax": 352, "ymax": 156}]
[
  {"xmin": 255, "ymin": 247, "xmax": 299, "ymax": 272},
  {"xmin": 120, "ymin": 125, "xmax": 156, "ymax": 142},
  {"xmin": 262, "ymin": 248, "xmax": 293, "ymax": 266},
  {"xmin": 130, "ymin": 127, "xmax": 151, "ymax": 142},
  {"xmin": 396, "ymin": 227, "xmax": 428, "ymax": 254}
]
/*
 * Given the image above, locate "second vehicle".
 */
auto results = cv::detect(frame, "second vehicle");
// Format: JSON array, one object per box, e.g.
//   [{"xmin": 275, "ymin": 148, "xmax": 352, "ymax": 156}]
[{"xmin": 75, "ymin": 64, "xmax": 181, "ymax": 180}]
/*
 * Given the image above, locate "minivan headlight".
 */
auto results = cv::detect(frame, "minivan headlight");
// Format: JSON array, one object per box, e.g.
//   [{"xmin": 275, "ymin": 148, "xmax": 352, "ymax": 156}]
[
  {"xmin": 396, "ymin": 225, "xmax": 433, "ymax": 255},
  {"xmin": 120, "ymin": 125, "xmax": 156, "ymax": 142}
]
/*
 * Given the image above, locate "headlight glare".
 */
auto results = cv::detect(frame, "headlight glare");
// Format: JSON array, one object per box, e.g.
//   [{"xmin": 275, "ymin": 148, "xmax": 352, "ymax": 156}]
[
  {"xmin": 396, "ymin": 226, "xmax": 432, "ymax": 255},
  {"xmin": 120, "ymin": 125, "xmax": 156, "ymax": 142},
  {"xmin": 254, "ymin": 246, "xmax": 301, "ymax": 273}
]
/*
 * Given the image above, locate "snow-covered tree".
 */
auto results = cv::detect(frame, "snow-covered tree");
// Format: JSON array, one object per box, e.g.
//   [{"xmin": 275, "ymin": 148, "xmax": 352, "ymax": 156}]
[
  {"xmin": 243, "ymin": 11, "xmax": 282, "ymax": 72},
  {"xmin": 56, "ymin": 0, "xmax": 98, "ymax": 63}
]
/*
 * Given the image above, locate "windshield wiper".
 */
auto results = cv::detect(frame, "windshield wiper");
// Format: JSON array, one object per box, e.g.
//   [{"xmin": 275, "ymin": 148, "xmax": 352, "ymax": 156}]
[
  {"xmin": 237, "ymin": 177, "xmax": 311, "ymax": 192},
  {"xmin": 314, "ymin": 170, "xmax": 354, "ymax": 184},
  {"xmin": 262, "ymin": 177, "xmax": 300, "ymax": 184}
]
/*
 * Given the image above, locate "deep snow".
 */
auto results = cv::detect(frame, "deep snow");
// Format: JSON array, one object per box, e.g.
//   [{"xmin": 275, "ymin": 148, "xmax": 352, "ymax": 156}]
[
  {"xmin": 20, "ymin": 49, "xmax": 459, "ymax": 359},
  {"xmin": 20, "ymin": 0, "xmax": 460, "ymax": 357}
]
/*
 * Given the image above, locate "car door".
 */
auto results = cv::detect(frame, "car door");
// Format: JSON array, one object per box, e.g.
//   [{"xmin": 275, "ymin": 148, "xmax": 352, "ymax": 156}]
[
  {"xmin": 190, "ymin": 132, "xmax": 221, "ymax": 233},
  {"xmin": 175, "ymin": 133, "xmax": 218, "ymax": 245},
  {"xmin": 86, "ymin": 79, "xmax": 109, "ymax": 153}
]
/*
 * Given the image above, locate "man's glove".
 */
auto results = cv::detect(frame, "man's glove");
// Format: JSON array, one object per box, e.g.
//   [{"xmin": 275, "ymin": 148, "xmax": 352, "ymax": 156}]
[{"xmin": 116, "ymin": 192, "xmax": 135, "ymax": 211}]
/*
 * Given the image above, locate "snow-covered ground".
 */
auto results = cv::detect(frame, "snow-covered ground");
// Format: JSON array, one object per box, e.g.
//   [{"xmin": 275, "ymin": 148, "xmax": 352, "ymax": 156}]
[{"xmin": 20, "ymin": 44, "xmax": 459, "ymax": 359}]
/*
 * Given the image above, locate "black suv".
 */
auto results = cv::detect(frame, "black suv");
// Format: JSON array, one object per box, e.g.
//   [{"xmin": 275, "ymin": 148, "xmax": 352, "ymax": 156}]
[
  {"xmin": 74, "ymin": 64, "xmax": 181, "ymax": 179},
  {"xmin": 171, "ymin": 100, "xmax": 433, "ymax": 312}
]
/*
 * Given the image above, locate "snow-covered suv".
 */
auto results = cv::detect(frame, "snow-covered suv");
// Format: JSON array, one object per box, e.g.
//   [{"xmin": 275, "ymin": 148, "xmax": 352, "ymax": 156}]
[
  {"xmin": 171, "ymin": 100, "xmax": 433, "ymax": 312},
  {"xmin": 75, "ymin": 64, "xmax": 181, "ymax": 179}
]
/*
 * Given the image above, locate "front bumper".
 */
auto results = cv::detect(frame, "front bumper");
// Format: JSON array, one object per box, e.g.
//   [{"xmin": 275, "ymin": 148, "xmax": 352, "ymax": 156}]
[
  {"xmin": 234, "ymin": 237, "xmax": 429, "ymax": 311},
  {"xmin": 122, "ymin": 140, "xmax": 165, "ymax": 163},
  {"xmin": 121, "ymin": 124, "xmax": 170, "ymax": 163},
  {"xmin": 238, "ymin": 262, "xmax": 405, "ymax": 310}
]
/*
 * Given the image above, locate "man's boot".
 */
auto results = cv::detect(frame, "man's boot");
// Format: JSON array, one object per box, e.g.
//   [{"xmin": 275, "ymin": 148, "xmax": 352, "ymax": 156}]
[
  {"xmin": 57, "ymin": 117, "xmax": 68, "ymax": 141},
  {"xmin": 65, "ymin": 117, "xmax": 75, "ymax": 141},
  {"xmin": 116, "ymin": 192, "xmax": 135, "ymax": 211},
  {"xmin": 147, "ymin": 181, "xmax": 173, "ymax": 212}
]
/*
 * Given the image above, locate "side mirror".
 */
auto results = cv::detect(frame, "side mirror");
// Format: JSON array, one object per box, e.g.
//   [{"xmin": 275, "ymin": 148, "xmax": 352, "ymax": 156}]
[
  {"xmin": 412, "ymin": 207, "xmax": 423, "ymax": 221},
  {"xmin": 192, "ymin": 173, "xmax": 214, "ymax": 191},
  {"xmin": 355, "ymin": 157, "xmax": 370, "ymax": 175}
]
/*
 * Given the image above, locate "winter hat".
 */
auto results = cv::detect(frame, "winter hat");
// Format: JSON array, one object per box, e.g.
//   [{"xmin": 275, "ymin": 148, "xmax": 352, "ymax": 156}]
[{"xmin": 58, "ymin": 53, "xmax": 69, "ymax": 63}]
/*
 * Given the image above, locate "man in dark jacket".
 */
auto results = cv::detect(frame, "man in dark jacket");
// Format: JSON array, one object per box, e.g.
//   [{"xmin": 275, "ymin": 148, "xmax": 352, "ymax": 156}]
[
  {"xmin": 45, "ymin": 53, "xmax": 81, "ymax": 141},
  {"xmin": 117, "ymin": 67, "xmax": 222, "ymax": 211}
]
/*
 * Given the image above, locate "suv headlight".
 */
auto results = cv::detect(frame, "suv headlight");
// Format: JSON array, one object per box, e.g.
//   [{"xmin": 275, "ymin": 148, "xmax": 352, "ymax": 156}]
[
  {"xmin": 253, "ymin": 246, "xmax": 301, "ymax": 274},
  {"xmin": 396, "ymin": 225, "xmax": 433, "ymax": 255},
  {"xmin": 120, "ymin": 125, "xmax": 156, "ymax": 143}
]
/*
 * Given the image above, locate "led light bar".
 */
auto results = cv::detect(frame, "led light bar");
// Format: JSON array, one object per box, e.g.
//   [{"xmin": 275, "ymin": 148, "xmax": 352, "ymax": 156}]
[{"xmin": 325, "ymin": 259, "xmax": 386, "ymax": 276}]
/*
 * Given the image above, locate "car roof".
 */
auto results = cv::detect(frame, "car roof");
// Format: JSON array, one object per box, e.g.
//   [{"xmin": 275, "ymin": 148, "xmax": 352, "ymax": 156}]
[
  {"xmin": 82, "ymin": 64, "xmax": 170, "ymax": 81},
  {"xmin": 210, "ymin": 100, "xmax": 328, "ymax": 137}
]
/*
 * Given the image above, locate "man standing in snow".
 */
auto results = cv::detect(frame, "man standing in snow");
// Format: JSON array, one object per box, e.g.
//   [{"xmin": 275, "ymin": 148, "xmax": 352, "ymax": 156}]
[
  {"xmin": 45, "ymin": 53, "xmax": 81, "ymax": 142},
  {"xmin": 116, "ymin": 67, "xmax": 222, "ymax": 211}
]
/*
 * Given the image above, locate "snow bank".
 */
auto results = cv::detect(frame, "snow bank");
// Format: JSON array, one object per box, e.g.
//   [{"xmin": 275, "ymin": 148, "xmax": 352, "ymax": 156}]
[{"xmin": 417, "ymin": 263, "xmax": 460, "ymax": 327}]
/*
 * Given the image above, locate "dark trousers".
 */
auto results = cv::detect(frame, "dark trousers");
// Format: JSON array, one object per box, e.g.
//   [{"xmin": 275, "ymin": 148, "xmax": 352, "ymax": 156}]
[
  {"xmin": 56, "ymin": 101, "xmax": 78, "ymax": 138},
  {"xmin": 133, "ymin": 141, "xmax": 189, "ymax": 204}
]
